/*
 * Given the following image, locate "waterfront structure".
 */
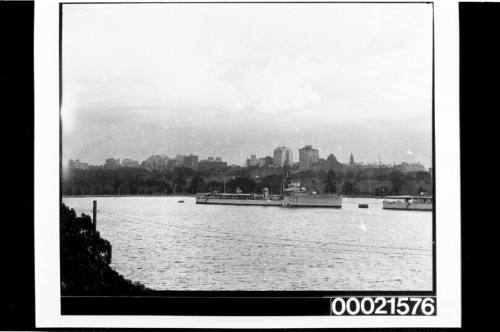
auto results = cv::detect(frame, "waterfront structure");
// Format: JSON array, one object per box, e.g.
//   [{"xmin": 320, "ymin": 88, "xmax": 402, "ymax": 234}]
[
  {"xmin": 299, "ymin": 145, "xmax": 319, "ymax": 170},
  {"xmin": 121, "ymin": 158, "xmax": 140, "ymax": 168},
  {"xmin": 67, "ymin": 159, "xmax": 89, "ymax": 169},
  {"xmin": 273, "ymin": 146, "xmax": 293, "ymax": 166}
]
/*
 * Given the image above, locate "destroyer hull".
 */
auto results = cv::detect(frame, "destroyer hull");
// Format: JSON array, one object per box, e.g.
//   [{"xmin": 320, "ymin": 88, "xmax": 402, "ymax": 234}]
[
  {"xmin": 282, "ymin": 195, "xmax": 342, "ymax": 208},
  {"xmin": 195, "ymin": 196, "xmax": 342, "ymax": 208},
  {"xmin": 196, "ymin": 198, "xmax": 282, "ymax": 206}
]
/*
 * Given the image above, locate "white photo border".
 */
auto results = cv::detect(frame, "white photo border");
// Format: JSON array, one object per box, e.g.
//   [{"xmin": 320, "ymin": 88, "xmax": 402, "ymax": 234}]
[{"xmin": 35, "ymin": 0, "xmax": 461, "ymax": 327}]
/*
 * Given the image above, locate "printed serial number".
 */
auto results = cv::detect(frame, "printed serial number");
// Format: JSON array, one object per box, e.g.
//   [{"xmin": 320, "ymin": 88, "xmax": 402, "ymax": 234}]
[{"xmin": 330, "ymin": 297, "xmax": 436, "ymax": 316}]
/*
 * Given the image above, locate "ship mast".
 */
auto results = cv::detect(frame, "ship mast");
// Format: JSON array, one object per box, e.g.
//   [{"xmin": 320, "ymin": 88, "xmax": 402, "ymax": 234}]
[{"xmin": 282, "ymin": 162, "xmax": 292, "ymax": 194}]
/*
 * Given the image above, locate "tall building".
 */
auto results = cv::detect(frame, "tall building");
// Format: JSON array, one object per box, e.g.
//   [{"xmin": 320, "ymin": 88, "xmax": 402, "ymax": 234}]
[
  {"xmin": 273, "ymin": 146, "xmax": 293, "ymax": 166},
  {"xmin": 349, "ymin": 153, "xmax": 355, "ymax": 165},
  {"xmin": 181, "ymin": 154, "xmax": 199, "ymax": 169},
  {"xmin": 246, "ymin": 154, "xmax": 258, "ymax": 167},
  {"xmin": 299, "ymin": 145, "xmax": 319, "ymax": 169}
]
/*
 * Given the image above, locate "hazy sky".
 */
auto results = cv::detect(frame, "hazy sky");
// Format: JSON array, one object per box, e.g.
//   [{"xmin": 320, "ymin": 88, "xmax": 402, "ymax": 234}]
[{"xmin": 62, "ymin": 3, "xmax": 433, "ymax": 167}]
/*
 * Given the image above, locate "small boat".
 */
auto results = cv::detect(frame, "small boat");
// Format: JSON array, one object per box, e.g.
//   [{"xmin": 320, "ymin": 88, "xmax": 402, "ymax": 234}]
[
  {"xmin": 358, "ymin": 203, "xmax": 369, "ymax": 208},
  {"xmin": 178, "ymin": 200, "xmax": 184, "ymax": 203},
  {"xmin": 382, "ymin": 195, "xmax": 432, "ymax": 211}
]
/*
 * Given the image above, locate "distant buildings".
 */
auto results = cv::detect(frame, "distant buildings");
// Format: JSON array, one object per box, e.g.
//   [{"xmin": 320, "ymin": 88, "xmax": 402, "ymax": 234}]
[
  {"xmin": 174, "ymin": 154, "xmax": 199, "ymax": 169},
  {"xmin": 104, "ymin": 158, "xmax": 121, "ymax": 169},
  {"xmin": 181, "ymin": 154, "xmax": 199, "ymax": 169},
  {"xmin": 299, "ymin": 145, "xmax": 319, "ymax": 170},
  {"xmin": 257, "ymin": 156, "xmax": 274, "ymax": 167},
  {"xmin": 264, "ymin": 156, "xmax": 274, "ymax": 166},
  {"xmin": 246, "ymin": 154, "xmax": 258, "ymax": 167},
  {"xmin": 273, "ymin": 146, "xmax": 293, "ymax": 166},
  {"xmin": 166, "ymin": 159, "xmax": 178, "ymax": 169},
  {"xmin": 140, "ymin": 154, "xmax": 199, "ymax": 170},
  {"xmin": 394, "ymin": 162, "xmax": 426, "ymax": 173},
  {"xmin": 69, "ymin": 149, "xmax": 429, "ymax": 175},
  {"xmin": 198, "ymin": 157, "xmax": 227, "ymax": 172},
  {"xmin": 67, "ymin": 159, "xmax": 89, "ymax": 169},
  {"xmin": 247, "ymin": 154, "xmax": 274, "ymax": 168},
  {"xmin": 121, "ymin": 158, "xmax": 140, "ymax": 168},
  {"xmin": 141, "ymin": 155, "xmax": 168, "ymax": 170},
  {"xmin": 324, "ymin": 154, "xmax": 344, "ymax": 172}
]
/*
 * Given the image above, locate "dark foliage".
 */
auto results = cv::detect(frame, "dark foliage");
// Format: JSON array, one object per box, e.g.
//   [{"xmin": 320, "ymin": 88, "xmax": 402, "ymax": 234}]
[
  {"xmin": 60, "ymin": 204, "xmax": 150, "ymax": 295},
  {"xmin": 226, "ymin": 177, "xmax": 259, "ymax": 193},
  {"xmin": 389, "ymin": 171, "xmax": 407, "ymax": 195},
  {"xmin": 324, "ymin": 169, "xmax": 337, "ymax": 194},
  {"xmin": 64, "ymin": 167, "xmax": 432, "ymax": 197}
]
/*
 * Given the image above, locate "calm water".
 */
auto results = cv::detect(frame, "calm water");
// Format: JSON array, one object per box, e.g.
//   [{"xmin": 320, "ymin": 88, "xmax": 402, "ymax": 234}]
[{"xmin": 63, "ymin": 196, "xmax": 432, "ymax": 291}]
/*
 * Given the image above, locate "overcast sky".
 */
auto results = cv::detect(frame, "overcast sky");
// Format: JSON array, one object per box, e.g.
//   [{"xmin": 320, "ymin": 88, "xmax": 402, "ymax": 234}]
[{"xmin": 62, "ymin": 3, "xmax": 433, "ymax": 167}]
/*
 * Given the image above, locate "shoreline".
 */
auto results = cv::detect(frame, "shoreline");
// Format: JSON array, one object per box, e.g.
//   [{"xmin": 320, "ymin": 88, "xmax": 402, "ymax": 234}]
[
  {"xmin": 63, "ymin": 194, "xmax": 197, "ymax": 198},
  {"xmin": 62, "ymin": 194, "xmax": 388, "ymax": 199}
]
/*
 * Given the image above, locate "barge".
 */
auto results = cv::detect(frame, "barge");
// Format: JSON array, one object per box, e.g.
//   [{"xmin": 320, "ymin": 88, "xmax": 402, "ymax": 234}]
[{"xmin": 382, "ymin": 195, "xmax": 433, "ymax": 211}]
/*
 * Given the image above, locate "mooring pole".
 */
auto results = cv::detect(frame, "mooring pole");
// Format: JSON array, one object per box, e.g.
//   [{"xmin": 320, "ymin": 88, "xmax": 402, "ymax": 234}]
[{"xmin": 92, "ymin": 200, "xmax": 97, "ymax": 233}]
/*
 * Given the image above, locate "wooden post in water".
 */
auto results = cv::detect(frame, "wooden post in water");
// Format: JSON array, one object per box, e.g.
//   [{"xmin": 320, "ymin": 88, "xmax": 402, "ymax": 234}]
[{"xmin": 92, "ymin": 200, "xmax": 97, "ymax": 233}]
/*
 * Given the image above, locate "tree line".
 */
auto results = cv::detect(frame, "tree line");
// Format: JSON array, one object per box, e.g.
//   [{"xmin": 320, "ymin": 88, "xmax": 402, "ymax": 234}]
[{"xmin": 63, "ymin": 167, "xmax": 432, "ymax": 196}]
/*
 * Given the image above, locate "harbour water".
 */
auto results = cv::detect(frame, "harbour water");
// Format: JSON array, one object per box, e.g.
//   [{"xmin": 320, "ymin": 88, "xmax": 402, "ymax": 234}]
[{"xmin": 63, "ymin": 196, "xmax": 433, "ymax": 291}]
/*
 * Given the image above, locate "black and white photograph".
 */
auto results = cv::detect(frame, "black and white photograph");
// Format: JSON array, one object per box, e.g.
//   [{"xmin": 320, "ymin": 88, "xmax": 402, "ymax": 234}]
[
  {"xmin": 34, "ymin": 0, "xmax": 461, "ymax": 328},
  {"xmin": 60, "ymin": 1, "xmax": 433, "ymax": 294}
]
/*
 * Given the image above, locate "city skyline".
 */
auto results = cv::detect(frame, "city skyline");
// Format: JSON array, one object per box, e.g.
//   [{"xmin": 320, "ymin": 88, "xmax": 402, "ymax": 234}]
[
  {"xmin": 66, "ymin": 144, "xmax": 430, "ymax": 169},
  {"xmin": 62, "ymin": 4, "xmax": 432, "ymax": 168}
]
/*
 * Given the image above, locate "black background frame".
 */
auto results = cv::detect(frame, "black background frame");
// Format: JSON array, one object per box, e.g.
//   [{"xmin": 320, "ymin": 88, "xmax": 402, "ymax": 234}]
[
  {"xmin": 2, "ymin": 0, "xmax": 493, "ymax": 328},
  {"xmin": 59, "ymin": 1, "xmax": 436, "ymax": 316}
]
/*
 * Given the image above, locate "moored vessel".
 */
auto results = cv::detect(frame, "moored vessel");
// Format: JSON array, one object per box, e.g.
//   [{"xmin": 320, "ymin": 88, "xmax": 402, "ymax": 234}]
[
  {"xmin": 281, "ymin": 182, "xmax": 342, "ymax": 208},
  {"xmin": 196, "ymin": 187, "xmax": 282, "ymax": 206},
  {"xmin": 195, "ymin": 164, "xmax": 342, "ymax": 208},
  {"xmin": 382, "ymin": 195, "xmax": 433, "ymax": 211}
]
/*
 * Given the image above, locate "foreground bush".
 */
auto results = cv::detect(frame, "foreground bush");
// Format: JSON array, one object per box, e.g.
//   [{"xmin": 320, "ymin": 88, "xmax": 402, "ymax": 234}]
[{"xmin": 60, "ymin": 203, "xmax": 150, "ymax": 295}]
